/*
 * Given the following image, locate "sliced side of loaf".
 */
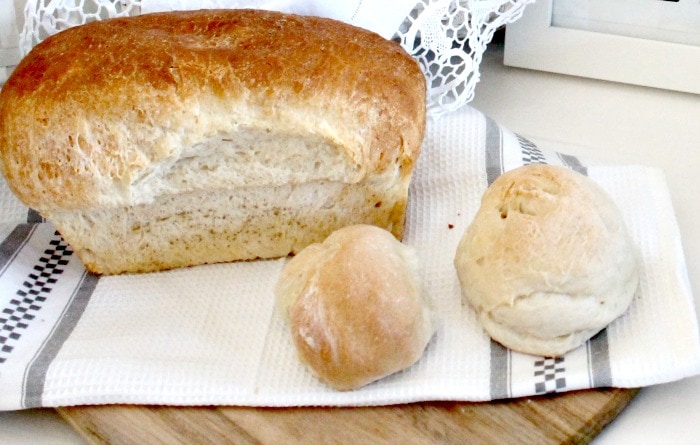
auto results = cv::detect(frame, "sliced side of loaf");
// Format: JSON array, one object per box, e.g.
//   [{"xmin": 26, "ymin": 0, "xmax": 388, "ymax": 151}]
[{"xmin": 48, "ymin": 174, "xmax": 408, "ymax": 274}]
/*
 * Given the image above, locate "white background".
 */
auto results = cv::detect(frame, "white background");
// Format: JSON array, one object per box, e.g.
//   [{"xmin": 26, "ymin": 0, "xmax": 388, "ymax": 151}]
[{"xmin": 552, "ymin": 0, "xmax": 700, "ymax": 46}]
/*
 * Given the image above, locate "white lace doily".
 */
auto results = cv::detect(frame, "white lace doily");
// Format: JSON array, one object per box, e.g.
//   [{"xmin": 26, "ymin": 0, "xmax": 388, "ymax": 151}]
[{"xmin": 16, "ymin": 0, "xmax": 534, "ymax": 118}]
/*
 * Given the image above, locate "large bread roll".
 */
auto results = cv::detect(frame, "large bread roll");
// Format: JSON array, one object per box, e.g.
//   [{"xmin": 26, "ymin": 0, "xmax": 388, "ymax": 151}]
[
  {"xmin": 276, "ymin": 224, "xmax": 435, "ymax": 391},
  {"xmin": 0, "ymin": 9, "xmax": 426, "ymax": 274},
  {"xmin": 454, "ymin": 164, "xmax": 639, "ymax": 357}
]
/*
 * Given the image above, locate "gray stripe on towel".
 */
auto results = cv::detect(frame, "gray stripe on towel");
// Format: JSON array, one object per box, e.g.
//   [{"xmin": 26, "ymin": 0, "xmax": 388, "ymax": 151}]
[
  {"xmin": 21, "ymin": 271, "xmax": 99, "ymax": 408},
  {"xmin": 558, "ymin": 153, "xmax": 588, "ymax": 175},
  {"xmin": 588, "ymin": 329, "xmax": 612, "ymax": 387},
  {"xmin": 0, "ymin": 224, "xmax": 36, "ymax": 276},
  {"xmin": 484, "ymin": 115, "xmax": 512, "ymax": 398},
  {"xmin": 485, "ymin": 116, "xmax": 504, "ymax": 186},
  {"xmin": 26, "ymin": 209, "xmax": 44, "ymax": 224},
  {"xmin": 490, "ymin": 341, "xmax": 511, "ymax": 399}
]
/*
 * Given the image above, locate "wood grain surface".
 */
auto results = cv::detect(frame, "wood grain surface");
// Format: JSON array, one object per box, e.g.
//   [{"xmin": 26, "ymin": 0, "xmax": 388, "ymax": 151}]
[{"xmin": 57, "ymin": 388, "xmax": 638, "ymax": 444}]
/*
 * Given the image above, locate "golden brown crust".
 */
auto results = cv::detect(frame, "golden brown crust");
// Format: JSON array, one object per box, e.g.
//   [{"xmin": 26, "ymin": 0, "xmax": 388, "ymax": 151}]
[
  {"xmin": 0, "ymin": 9, "xmax": 425, "ymax": 211},
  {"xmin": 276, "ymin": 225, "xmax": 435, "ymax": 390}
]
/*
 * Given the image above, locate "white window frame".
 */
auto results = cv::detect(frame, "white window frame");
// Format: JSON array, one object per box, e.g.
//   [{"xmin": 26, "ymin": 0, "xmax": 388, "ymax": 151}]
[{"xmin": 503, "ymin": 0, "xmax": 700, "ymax": 95}]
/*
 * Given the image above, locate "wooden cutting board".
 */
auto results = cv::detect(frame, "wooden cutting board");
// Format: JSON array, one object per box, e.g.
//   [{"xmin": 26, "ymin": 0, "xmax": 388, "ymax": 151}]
[{"xmin": 56, "ymin": 388, "xmax": 638, "ymax": 444}]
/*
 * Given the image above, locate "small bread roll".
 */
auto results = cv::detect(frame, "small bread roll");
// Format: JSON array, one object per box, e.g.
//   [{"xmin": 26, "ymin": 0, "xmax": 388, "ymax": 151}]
[
  {"xmin": 276, "ymin": 224, "xmax": 434, "ymax": 391},
  {"xmin": 454, "ymin": 164, "xmax": 639, "ymax": 357}
]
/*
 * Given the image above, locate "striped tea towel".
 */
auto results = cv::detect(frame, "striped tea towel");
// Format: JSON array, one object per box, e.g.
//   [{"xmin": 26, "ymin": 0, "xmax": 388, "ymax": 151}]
[{"xmin": 1, "ymin": 105, "xmax": 699, "ymax": 410}]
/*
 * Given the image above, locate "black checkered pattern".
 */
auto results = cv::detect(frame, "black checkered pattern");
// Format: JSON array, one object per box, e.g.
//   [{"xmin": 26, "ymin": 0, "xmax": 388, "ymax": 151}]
[
  {"xmin": 518, "ymin": 135, "xmax": 547, "ymax": 165},
  {"xmin": 0, "ymin": 232, "xmax": 73, "ymax": 364},
  {"xmin": 534, "ymin": 357, "xmax": 566, "ymax": 394}
]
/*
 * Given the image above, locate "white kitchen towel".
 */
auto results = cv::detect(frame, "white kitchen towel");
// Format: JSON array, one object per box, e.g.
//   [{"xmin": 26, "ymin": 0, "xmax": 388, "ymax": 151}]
[{"xmin": 1, "ymin": 105, "xmax": 699, "ymax": 410}]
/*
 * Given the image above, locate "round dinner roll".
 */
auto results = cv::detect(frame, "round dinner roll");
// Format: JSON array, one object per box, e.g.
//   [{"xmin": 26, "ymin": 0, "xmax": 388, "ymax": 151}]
[
  {"xmin": 275, "ymin": 224, "xmax": 435, "ymax": 391},
  {"xmin": 454, "ymin": 164, "xmax": 639, "ymax": 357}
]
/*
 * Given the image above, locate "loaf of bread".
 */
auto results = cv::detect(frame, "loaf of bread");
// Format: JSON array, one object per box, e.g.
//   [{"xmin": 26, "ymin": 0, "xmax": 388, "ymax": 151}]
[
  {"xmin": 454, "ymin": 164, "xmax": 639, "ymax": 357},
  {"xmin": 0, "ymin": 9, "xmax": 426, "ymax": 274},
  {"xmin": 275, "ymin": 224, "xmax": 435, "ymax": 391}
]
